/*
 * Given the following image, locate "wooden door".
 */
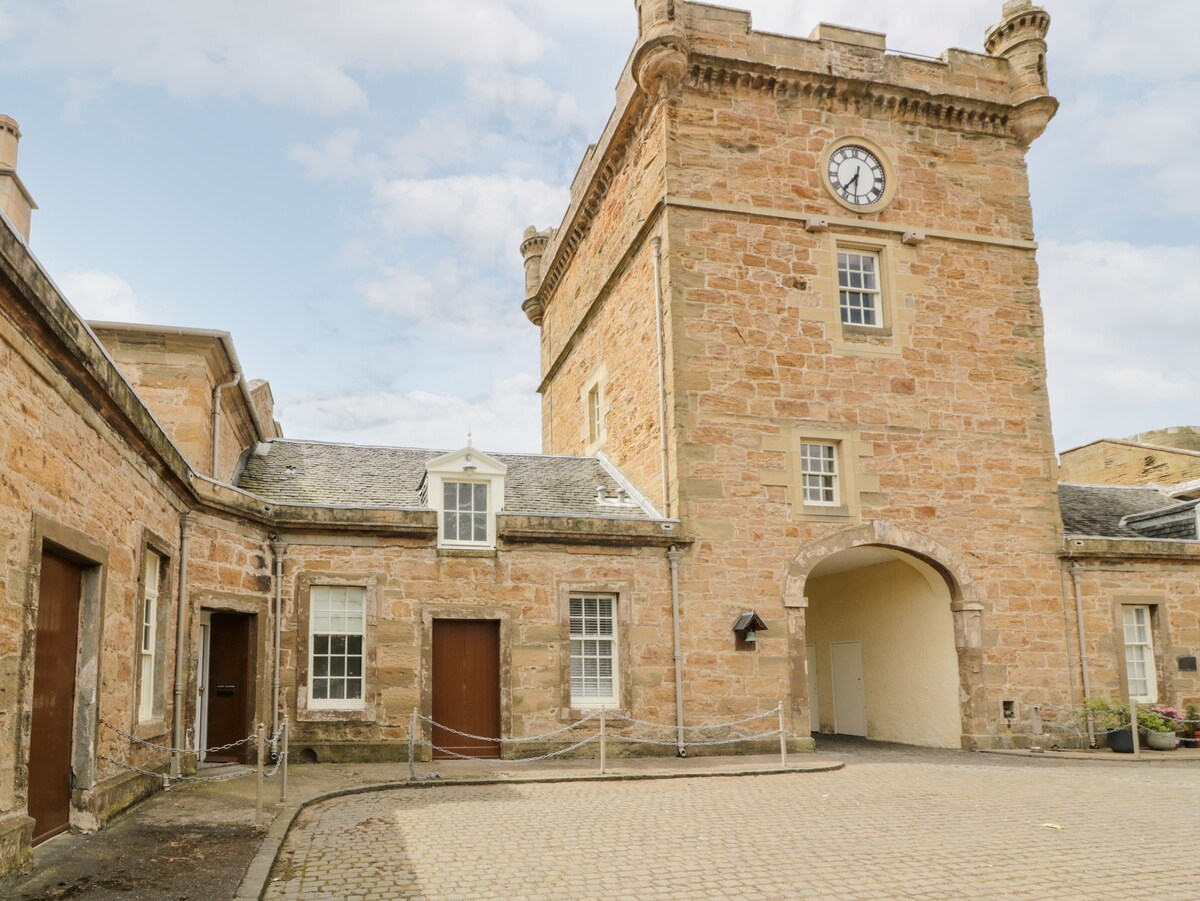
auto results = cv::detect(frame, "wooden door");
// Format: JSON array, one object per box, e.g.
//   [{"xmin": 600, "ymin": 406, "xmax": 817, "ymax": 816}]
[
  {"xmin": 29, "ymin": 551, "xmax": 82, "ymax": 844},
  {"xmin": 831, "ymin": 640, "xmax": 867, "ymax": 737},
  {"xmin": 432, "ymin": 620, "xmax": 500, "ymax": 759},
  {"xmin": 205, "ymin": 612, "xmax": 253, "ymax": 763}
]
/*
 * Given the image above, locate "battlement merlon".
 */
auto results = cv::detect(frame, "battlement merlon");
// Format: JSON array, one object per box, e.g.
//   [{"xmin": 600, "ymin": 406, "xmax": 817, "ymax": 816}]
[{"xmin": 519, "ymin": 0, "xmax": 1057, "ymax": 326}]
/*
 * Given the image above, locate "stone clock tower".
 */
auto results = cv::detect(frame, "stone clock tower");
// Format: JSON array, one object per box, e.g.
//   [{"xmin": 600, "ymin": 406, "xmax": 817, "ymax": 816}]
[{"xmin": 522, "ymin": 1, "xmax": 1063, "ymax": 749}]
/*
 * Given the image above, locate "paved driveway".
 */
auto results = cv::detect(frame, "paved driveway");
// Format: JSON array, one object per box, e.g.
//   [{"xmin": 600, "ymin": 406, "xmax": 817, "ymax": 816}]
[{"xmin": 264, "ymin": 744, "xmax": 1200, "ymax": 900}]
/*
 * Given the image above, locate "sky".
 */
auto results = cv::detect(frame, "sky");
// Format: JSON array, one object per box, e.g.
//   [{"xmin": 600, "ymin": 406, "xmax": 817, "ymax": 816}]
[{"xmin": 2, "ymin": 0, "xmax": 1197, "ymax": 455}]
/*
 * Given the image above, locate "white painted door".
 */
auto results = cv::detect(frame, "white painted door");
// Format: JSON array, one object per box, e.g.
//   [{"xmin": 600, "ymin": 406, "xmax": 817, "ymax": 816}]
[
  {"xmin": 806, "ymin": 644, "xmax": 819, "ymax": 733},
  {"xmin": 195, "ymin": 612, "xmax": 211, "ymax": 761},
  {"xmin": 830, "ymin": 640, "xmax": 867, "ymax": 737}
]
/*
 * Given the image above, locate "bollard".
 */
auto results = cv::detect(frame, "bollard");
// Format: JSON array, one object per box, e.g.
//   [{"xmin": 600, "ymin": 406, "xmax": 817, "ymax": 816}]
[
  {"xmin": 778, "ymin": 702, "xmax": 787, "ymax": 768},
  {"xmin": 599, "ymin": 707, "xmax": 607, "ymax": 775},
  {"xmin": 279, "ymin": 721, "xmax": 289, "ymax": 803},
  {"xmin": 255, "ymin": 722, "xmax": 265, "ymax": 823}
]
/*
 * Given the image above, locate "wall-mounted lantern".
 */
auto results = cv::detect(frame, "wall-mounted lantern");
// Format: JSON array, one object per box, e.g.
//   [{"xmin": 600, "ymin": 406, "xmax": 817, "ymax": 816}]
[{"xmin": 733, "ymin": 611, "xmax": 767, "ymax": 650}]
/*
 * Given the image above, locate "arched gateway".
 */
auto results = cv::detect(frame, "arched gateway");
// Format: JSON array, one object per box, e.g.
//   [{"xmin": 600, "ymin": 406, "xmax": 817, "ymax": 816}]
[{"xmin": 783, "ymin": 522, "xmax": 986, "ymax": 749}]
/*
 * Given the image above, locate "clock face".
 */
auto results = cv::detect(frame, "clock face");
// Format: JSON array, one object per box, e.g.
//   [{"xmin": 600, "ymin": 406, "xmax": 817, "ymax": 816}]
[{"xmin": 827, "ymin": 145, "xmax": 886, "ymax": 207}]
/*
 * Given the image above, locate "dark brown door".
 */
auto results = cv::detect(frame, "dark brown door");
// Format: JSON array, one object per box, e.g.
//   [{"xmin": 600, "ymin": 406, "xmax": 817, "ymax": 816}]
[
  {"xmin": 205, "ymin": 613, "xmax": 254, "ymax": 763},
  {"xmin": 29, "ymin": 551, "xmax": 82, "ymax": 844},
  {"xmin": 432, "ymin": 620, "xmax": 501, "ymax": 759}
]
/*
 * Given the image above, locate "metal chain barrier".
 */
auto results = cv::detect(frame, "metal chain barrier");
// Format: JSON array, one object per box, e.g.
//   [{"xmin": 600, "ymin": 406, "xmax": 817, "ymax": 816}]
[
  {"xmin": 99, "ymin": 719, "xmax": 290, "ymax": 788},
  {"xmin": 411, "ymin": 703, "xmax": 791, "ymax": 773},
  {"xmin": 99, "ymin": 718, "xmax": 256, "ymax": 756}
]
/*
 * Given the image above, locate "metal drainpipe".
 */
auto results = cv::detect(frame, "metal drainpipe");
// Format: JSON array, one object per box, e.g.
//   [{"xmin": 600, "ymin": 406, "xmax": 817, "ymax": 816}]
[
  {"xmin": 211, "ymin": 375, "xmax": 240, "ymax": 478},
  {"xmin": 651, "ymin": 235, "xmax": 670, "ymax": 517},
  {"xmin": 271, "ymin": 539, "xmax": 286, "ymax": 746},
  {"xmin": 172, "ymin": 511, "xmax": 192, "ymax": 776},
  {"xmin": 1070, "ymin": 563, "xmax": 1096, "ymax": 748},
  {"xmin": 667, "ymin": 545, "xmax": 685, "ymax": 756}
]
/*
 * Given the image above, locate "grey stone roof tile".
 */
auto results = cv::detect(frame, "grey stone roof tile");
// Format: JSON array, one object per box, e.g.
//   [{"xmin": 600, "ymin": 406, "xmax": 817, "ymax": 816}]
[
  {"xmin": 236, "ymin": 439, "xmax": 657, "ymax": 519},
  {"xmin": 1057, "ymin": 483, "xmax": 1181, "ymax": 538}
]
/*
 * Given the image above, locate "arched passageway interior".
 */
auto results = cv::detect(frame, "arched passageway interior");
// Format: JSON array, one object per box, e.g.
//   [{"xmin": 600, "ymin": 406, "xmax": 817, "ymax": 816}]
[{"xmin": 805, "ymin": 546, "xmax": 961, "ymax": 749}]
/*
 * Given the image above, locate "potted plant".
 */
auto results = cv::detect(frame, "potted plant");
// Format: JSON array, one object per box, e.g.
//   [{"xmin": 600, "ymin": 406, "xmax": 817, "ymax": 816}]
[
  {"xmin": 1143, "ymin": 707, "xmax": 1178, "ymax": 751},
  {"xmin": 1181, "ymin": 704, "xmax": 1200, "ymax": 749},
  {"xmin": 1083, "ymin": 698, "xmax": 1132, "ymax": 753},
  {"xmin": 1082, "ymin": 699, "xmax": 1178, "ymax": 752}
]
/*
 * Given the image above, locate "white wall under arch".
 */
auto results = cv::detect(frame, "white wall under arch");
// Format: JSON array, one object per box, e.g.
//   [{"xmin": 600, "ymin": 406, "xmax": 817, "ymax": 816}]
[{"xmin": 806, "ymin": 554, "xmax": 960, "ymax": 749}]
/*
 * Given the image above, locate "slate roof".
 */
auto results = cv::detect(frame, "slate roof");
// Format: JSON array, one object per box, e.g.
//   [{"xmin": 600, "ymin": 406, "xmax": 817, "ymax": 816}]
[
  {"xmin": 1057, "ymin": 484, "xmax": 1182, "ymax": 538},
  {"xmin": 236, "ymin": 439, "xmax": 658, "ymax": 518}
]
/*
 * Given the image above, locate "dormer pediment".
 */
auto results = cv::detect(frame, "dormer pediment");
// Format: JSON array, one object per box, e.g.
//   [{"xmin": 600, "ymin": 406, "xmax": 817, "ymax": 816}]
[{"xmin": 425, "ymin": 445, "xmax": 507, "ymax": 478}]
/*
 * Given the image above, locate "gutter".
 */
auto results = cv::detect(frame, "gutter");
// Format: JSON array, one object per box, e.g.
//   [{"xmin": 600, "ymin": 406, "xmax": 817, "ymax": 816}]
[
  {"xmin": 1069, "ymin": 563, "xmax": 1096, "ymax": 748},
  {"xmin": 667, "ymin": 545, "xmax": 685, "ymax": 756}
]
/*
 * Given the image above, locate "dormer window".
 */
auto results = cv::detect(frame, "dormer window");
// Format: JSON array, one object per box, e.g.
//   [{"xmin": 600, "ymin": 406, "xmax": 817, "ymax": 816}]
[
  {"xmin": 425, "ymin": 442, "xmax": 507, "ymax": 550},
  {"xmin": 443, "ymin": 481, "xmax": 488, "ymax": 544}
]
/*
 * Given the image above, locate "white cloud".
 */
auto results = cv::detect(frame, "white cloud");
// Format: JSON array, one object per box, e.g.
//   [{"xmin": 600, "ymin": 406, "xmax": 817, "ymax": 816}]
[
  {"xmin": 279, "ymin": 372, "xmax": 541, "ymax": 453},
  {"xmin": 1, "ymin": 0, "xmax": 546, "ymax": 115},
  {"xmin": 288, "ymin": 129, "xmax": 380, "ymax": 181},
  {"xmin": 372, "ymin": 174, "xmax": 567, "ymax": 264},
  {"xmin": 56, "ymin": 270, "xmax": 161, "ymax": 322},
  {"xmin": 1041, "ymin": 239, "xmax": 1200, "ymax": 447}
]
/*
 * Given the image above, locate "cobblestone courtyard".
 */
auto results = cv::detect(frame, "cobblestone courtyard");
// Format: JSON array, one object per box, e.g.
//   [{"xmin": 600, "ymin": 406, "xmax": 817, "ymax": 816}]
[{"xmin": 264, "ymin": 746, "xmax": 1200, "ymax": 900}]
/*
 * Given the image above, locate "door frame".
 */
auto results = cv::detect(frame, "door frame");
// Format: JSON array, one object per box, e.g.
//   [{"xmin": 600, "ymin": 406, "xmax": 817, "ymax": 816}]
[
  {"xmin": 431, "ymin": 619, "xmax": 502, "ymax": 758},
  {"xmin": 195, "ymin": 612, "xmax": 212, "ymax": 761},
  {"xmin": 419, "ymin": 606, "xmax": 513, "ymax": 757},
  {"xmin": 830, "ymin": 639, "xmax": 867, "ymax": 737},
  {"xmin": 22, "ymin": 515, "xmax": 110, "ymax": 838},
  {"xmin": 189, "ymin": 594, "xmax": 266, "ymax": 766},
  {"xmin": 806, "ymin": 643, "xmax": 819, "ymax": 734}
]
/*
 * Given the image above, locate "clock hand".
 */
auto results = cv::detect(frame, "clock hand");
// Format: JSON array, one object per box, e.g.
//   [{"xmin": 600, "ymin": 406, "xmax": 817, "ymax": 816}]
[{"xmin": 846, "ymin": 169, "xmax": 860, "ymax": 190}]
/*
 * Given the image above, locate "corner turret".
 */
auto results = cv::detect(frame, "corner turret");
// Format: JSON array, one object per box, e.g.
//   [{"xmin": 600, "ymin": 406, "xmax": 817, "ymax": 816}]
[
  {"xmin": 985, "ymin": 1, "xmax": 1057, "ymax": 145},
  {"xmin": 632, "ymin": 0, "xmax": 688, "ymax": 98},
  {"xmin": 519, "ymin": 226, "xmax": 554, "ymax": 326}
]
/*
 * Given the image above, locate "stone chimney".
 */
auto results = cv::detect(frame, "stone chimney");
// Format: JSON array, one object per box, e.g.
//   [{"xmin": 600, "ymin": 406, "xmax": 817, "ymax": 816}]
[
  {"xmin": 0, "ymin": 116, "xmax": 37, "ymax": 240},
  {"xmin": 984, "ymin": 1, "xmax": 1057, "ymax": 145}
]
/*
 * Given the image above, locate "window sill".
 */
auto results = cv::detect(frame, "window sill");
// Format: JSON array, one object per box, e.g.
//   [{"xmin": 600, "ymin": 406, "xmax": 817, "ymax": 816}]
[
  {"xmin": 436, "ymin": 547, "xmax": 498, "ymax": 558},
  {"xmin": 841, "ymin": 323, "xmax": 893, "ymax": 338},
  {"xmin": 297, "ymin": 699, "xmax": 375, "ymax": 724},
  {"xmin": 563, "ymin": 705, "xmax": 624, "ymax": 722},
  {"xmin": 133, "ymin": 719, "xmax": 169, "ymax": 741},
  {"xmin": 798, "ymin": 504, "xmax": 852, "ymax": 521}
]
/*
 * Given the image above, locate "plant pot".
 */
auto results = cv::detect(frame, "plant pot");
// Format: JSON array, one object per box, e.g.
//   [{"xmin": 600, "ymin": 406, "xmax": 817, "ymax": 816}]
[
  {"xmin": 1146, "ymin": 730, "xmax": 1178, "ymax": 751},
  {"xmin": 1179, "ymin": 736, "xmax": 1198, "ymax": 749},
  {"xmin": 1107, "ymin": 728, "xmax": 1134, "ymax": 753}
]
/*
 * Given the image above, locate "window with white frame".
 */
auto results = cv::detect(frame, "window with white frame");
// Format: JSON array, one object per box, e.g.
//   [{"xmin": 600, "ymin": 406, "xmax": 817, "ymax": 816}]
[
  {"xmin": 138, "ymin": 549, "xmax": 162, "ymax": 722},
  {"xmin": 838, "ymin": 250, "xmax": 882, "ymax": 326},
  {"xmin": 570, "ymin": 595, "xmax": 617, "ymax": 706},
  {"xmin": 1122, "ymin": 605, "xmax": 1158, "ymax": 703},
  {"xmin": 800, "ymin": 442, "xmax": 839, "ymax": 505},
  {"xmin": 442, "ymin": 481, "xmax": 489, "ymax": 545},
  {"xmin": 309, "ymin": 586, "xmax": 366, "ymax": 708}
]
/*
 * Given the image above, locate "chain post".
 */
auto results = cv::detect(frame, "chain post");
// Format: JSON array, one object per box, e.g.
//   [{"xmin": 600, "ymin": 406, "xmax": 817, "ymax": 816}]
[
  {"xmin": 1130, "ymin": 698, "xmax": 1141, "ymax": 758},
  {"xmin": 255, "ymin": 722, "xmax": 265, "ymax": 823},
  {"xmin": 599, "ymin": 707, "xmax": 607, "ymax": 775},
  {"xmin": 279, "ymin": 721, "xmax": 288, "ymax": 803},
  {"xmin": 778, "ymin": 702, "xmax": 787, "ymax": 767},
  {"xmin": 409, "ymin": 708, "xmax": 418, "ymax": 781}
]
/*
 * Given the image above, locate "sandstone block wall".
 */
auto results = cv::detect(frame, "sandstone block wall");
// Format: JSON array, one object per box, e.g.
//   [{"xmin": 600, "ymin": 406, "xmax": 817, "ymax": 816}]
[
  {"xmin": 268, "ymin": 539, "xmax": 677, "ymax": 759},
  {"xmin": 1059, "ymin": 440, "xmax": 1200, "ymax": 489},
  {"xmin": 0, "ymin": 283, "xmax": 187, "ymax": 871}
]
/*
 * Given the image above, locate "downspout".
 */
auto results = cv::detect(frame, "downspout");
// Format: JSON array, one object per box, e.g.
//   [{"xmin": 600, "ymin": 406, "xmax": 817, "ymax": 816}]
[
  {"xmin": 270, "ymin": 539, "xmax": 286, "ymax": 747},
  {"xmin": 651, "ymin": 235, "xmax": 671, "ymax": 517},
  {"xmin": 667, "ymin": 545, "xmax": 685, "ymax": 756},
  {"xmin": 172, "ymin": 511, "xmax": 192, "ymax": 776},
  {"xmin": 1070, "ymin": 563, "xmax": 1096, "ymax": 748},
  {"xmin": 210, "ymin": 374, "xmax": 240, "ymax": 478}
]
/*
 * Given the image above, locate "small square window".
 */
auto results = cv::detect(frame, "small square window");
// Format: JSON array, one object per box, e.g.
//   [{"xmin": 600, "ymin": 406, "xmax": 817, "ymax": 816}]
[
  {"xmin": 800, "ymin": 443, "xmax": 838, "ymax": 505},
  {"xmin": 838, "ymin": 250, "xmax": 882, "ymax": 327}
]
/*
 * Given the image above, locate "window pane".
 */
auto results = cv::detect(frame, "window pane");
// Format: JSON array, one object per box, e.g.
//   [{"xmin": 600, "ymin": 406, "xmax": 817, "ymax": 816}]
[
  {"xmin": 314, "ymin": 635, "xmax": 329, "ymax": 655},
  {"xmin": 329, "ymin": 678, "xmax": 345, "ymax": 699},
  {"xmin": 347, "ymin": 656, "xmax": 362, "ymax": 678},
  {"xmin": 330, "ymin": 656, "xmax": 345, "ymax": 677},
  {"xmin": 313, "ymin": 657, "xmax": 328, "ymax": 677},
  {"xmin": 347, "ymin": 635, "xmax": 363, "ymax": 655},
  {"xmin": 473, "ymin": 483, "xmax": 488, "ymax": 512},
  {"xmin": 444, "ymin": 482, "xmax": 457, "ymax": 509},
  {"xmin": 331, "ymin": 635, "xmax": 346, "ymax": 655},
  {"xmin": 346, "ymin": 679, "xmax": 363, "ymax": 700},
  {"xmin": 473, "ymin": 514, "xmax": 487, "ymax": 542},
  {"xmin": 312, "ymin": 679, "xmax": 328, "ymax": 700},
  {"xmin": 443, "ymin": 511, "xmax": 458, "ymax": 540}
]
